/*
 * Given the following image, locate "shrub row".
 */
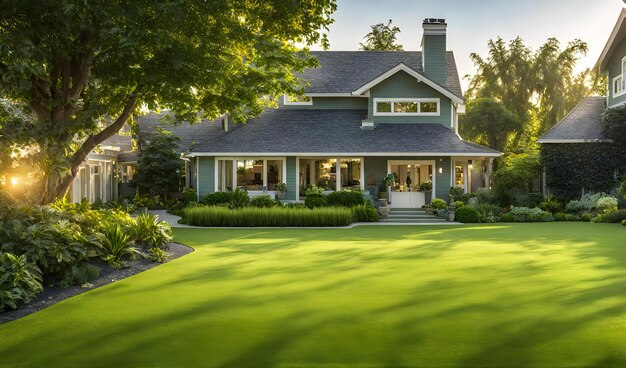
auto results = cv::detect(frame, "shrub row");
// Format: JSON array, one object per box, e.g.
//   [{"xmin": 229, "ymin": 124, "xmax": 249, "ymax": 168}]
[
  {"xmin": 304, "ymin": 190, "xmax": 365, "ymax": 208},
  {"xmin": 183, "ymin": 206, "xmax": 356, "ymax": 227}
]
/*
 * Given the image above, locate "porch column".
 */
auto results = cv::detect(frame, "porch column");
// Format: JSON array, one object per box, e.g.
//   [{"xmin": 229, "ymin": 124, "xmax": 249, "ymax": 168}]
[
  {"xmin": 336, "ymin": 158, "xmax": 341, "ymax": 191},
  {"xmin": 485, "ymin": 158, "xmax": 494, "ymax": 188}
]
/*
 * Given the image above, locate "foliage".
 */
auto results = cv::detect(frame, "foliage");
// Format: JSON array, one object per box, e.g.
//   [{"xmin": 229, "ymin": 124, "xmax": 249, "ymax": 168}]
[
  {"xmin": 181, "ymin": 188, "xmax": 198, "ymax": 205},
  {"xmin": 305, "ymin": 185, "xmax": 325, "ymax": 196},
  {"xmin": 183, "ymin": 206, "xmax": 354, "ymax": 227},
  {"xmin": 430, "ymin": 198, "xmax": 447, "ymax": 210},
  {"xmin": 466, "ymin": 37, "xmax": 598, "ymax": 151},
  {"xmin": 419, "ymin": 182, "xmax": 432, "ymax": 191},
  {"xmin": 500, "ymin": 213, "xmax": 514, "ymax": 222},
  {"xmin": 541, "ymin": 143, "xmax": 623, "ymax": 200},
  {"xmin": 622, "ymin": 219, "xmax": 626, "ymax": 226},
  {"xmin": 564, "ymin": 214, "xmax": 580, "ymax": 221},
  {"xmin": 508, "ymin": 207, "xmax": 553, "ymax": 222},
  {"xmin": 0, "ymin": 252, "xmax": 43, "ymax": 311},
  {"xmin": 602, "ymin": 104, "xmax": 626, "ymax": 148},
  {"xmin": 581, "ymin": 213, "xmax": 592, "ymax": 222},
  {"xmin": 351, "ymin": 203, "xmax": 379, "ymax": 222},
  {"xmin": 274, "ymin": 183, "xmax": 287, "ymax": 193},
  {"xmin": 539, "ymin": 194, "xmax": 562, "ymax": 213},
  {"xmin": 359, "ymin": 19, "xmax": 403, "ymax": 51},
  {"xmin": 449, "ymin": 186, "xmax": 465, "ymax": 202},
  {"xmin": 565, "ymin": 192, "xmax": 610, "ymax": 213},
  {"xmin": 492, "ymin": 150, "xmax": 542, "ymax": 206},
  {"xmin": 133, "ymin": 130, "xmax": 182, "ymax": 197},
  {"xmin": 596, "ymin": 196, "xmax": 618, "ymax": 214},
  {"xmin": 326, "ymin": 191, "xmax": 365, "ymax": 207},
  {"xmin": 553, "ymin": 212, "xmax": 566, "ymax": 221},
  {"xmin": 436, "ymin": 209, "xmax": 448, "ymax": 219},
  {"xmin": 305, "ymin": 194, "xmax": 328, "ymax": 209},
  {"xmin": 455, "ymin": 206, "xmax": 481, "ymax": 223},
  {"xmin": 132, "ymin": 190, "xmax": 161, "ymax": 209},
  {"xmin": 0, "ymin": 0, "xmax": 337, "ymax": 203},
  {"xmin": 59, "ymin": 263, "xmax": 100, "ymax": 288},
  {"xmin": 148, "ymin": 247, "xmax": 168, "ymax": 263},
  {"xmin": 591, "ymin": 209, "xmax": 626, "ymax": 224},
  {"xmin": 453, "ymin": 201, "xmax": 464, "ymax": 208},
  {"xmin": 229, "ymin": 188, "xmax": 250, "ymax": 209},
  {"xmin": 1, "ymin": 218, "xmax": 98, "ymax": 275},
  {"xmin": 473, "ymin": 204, "xmax": 501, "ymax": 223},
  {"xmin": 461, "ymin": 98, "xmax": 522, "ymax": 152},
  {"xmin": 203, "ymin": 192, "xmax": 233, "ymax": 206},
  {"xmin": 250, "ymin": 194, "xmax": 277, "ymax": 208},
  {"xmin": 100, "ymin": 224, "xmax": 137, "ymax": 269},
  {"xmin": 133, "ymin": 212, "xmax": 172, "ymax": 249}
]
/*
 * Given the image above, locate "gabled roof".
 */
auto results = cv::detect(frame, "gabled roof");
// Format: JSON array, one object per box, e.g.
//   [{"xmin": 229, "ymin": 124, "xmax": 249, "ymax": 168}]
[
  {"xmin": 101, "ymin": 134, "xmax": 133, "ymax": 151},
  {"xmin": 538, "ymin": 96, "xmax": 610, "ymax": 143},
  {"xmin": 301, "ymin": 51, "xmax": 463, "ymax": 100},
  {"xmin": 596, "ymin": 8, "xmax": 626, "ymax": 72},
  {"xmin": 351, "ymin": 63, "xmax": 463, "ymax": 104},
  {"xmin": 137, "ymin": 109, "xmax": 499, "ymax": 157}
]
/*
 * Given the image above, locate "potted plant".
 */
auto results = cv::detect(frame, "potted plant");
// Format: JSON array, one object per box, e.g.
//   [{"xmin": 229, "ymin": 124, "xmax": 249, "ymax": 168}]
[
  {"xmin": 406, "ymin": 176, "xmax": 412, "ymax": 192},
  {"xmin": 383, "ymin": 174, "xmax": 396, "ymax": 204},
  {"xmin": 274, "ymin": 182, "xmax": 286, "ymax": 200},
  {"xmin": 419, "ymin": 181, "xmax": 433, "ymax": 203}
]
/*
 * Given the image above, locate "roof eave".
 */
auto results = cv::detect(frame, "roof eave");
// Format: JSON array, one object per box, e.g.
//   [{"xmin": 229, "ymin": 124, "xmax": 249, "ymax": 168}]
[{"xmin": 596, "ymin": 8, "xmax": 626, "ymax": 72}]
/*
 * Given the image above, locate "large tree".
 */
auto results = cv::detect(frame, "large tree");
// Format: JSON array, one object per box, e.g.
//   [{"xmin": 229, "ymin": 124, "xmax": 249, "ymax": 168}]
[
  {"xmin": 0, "ymin": 0, "xmax": 336, "ymax": 203},
  {"xmin": 466, "ymin": 37, "xmax": 601, "ymax": 149},
  {"xmin": 359, "ymin": 19, "xmax": 403, "ymax": 51},
  {"xmin": 461, "ymin": 98, "xmax": 522, "ymax": 154}
]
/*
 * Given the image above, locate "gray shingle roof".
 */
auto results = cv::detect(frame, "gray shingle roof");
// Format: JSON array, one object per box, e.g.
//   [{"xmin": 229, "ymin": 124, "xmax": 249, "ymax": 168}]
[
  {"xmin": 137, "ymin": 109, "xmax": 499, "ymax": 156},
  {"xmin": 101, "ymin": 134, "xmax": 133, "ymax": 151},
  {"xmin": 538, "ymin": 97, "xmax": 608, "ymax": 142},
  {"xmin": 302, "ymin": 51, "xmax": 463, "ymax": 99}
]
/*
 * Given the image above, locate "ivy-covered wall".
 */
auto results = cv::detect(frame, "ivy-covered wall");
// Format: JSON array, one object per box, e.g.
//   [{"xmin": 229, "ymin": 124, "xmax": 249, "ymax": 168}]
[{"xmin": 540, "ymin": 143, "xmax": 623, "ymax": 200}]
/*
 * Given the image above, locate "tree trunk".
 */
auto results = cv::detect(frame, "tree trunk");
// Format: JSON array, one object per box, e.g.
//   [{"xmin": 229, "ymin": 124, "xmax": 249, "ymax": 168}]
[{"xmin": 39, "ymin": 93, "xmax": 139, "ymax": 204}]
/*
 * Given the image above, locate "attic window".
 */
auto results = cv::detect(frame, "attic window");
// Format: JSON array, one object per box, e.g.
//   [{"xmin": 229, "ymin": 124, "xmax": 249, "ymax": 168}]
[
  {"xmin": 374, "ymin": 98, "xmax": 440, "ymax": 116},
  {"xmin": 284, "ymin": 94, "xmax": 313, "ymax": 105}
]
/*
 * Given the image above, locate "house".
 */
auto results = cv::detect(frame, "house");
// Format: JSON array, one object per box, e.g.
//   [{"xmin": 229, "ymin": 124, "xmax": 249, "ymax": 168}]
[
  {"xmin": 538, "ymin": 9, "xmax": 626, "ymax": 198},
  {"xmin": 137, "ymin": 18, "xmax": 500, "ymax": 208},
  {"xmin": 67, "ymin": 127, "xmax": 135, "ymax": 203}
]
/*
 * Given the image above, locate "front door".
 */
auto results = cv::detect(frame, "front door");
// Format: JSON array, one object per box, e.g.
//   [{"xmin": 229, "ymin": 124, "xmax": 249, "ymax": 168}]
[{"xmin": 387, "ymin": 160, "xmax": 434, "ymax": 208}]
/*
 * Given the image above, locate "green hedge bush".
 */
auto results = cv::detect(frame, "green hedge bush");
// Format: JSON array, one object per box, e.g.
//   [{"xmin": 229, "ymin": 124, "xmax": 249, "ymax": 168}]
[
  {"xmin": 431, "ymin": 198, "xmax": 447, "ymax": 210},
  {"xmin": 508, "ymin": 207, "xmax": 553, "ymax": 222},
  {"xmin": 203, "ymin": 192, "xmax": 233, "ymax": 206},
  {"xmin": 183, "ymin": 206, "xmax": 354, "ymax": 227},
  {"xmin": 305, "ymin": 194, "xmax": 327, "ymax": 208},
  {"xmin": 455, "ymin": 206, "xmax": 480, "ymax": 223},
  {"xmin": 325, "ymin": 190, "xmax": 365, "ymax": 207},
  {"xmin": 250, "ymin": 194, "xmax": 276, "ymax": 208},
  {"xmin": 351, "ymin": 204, "xmax": 378, "ymax": 222}
]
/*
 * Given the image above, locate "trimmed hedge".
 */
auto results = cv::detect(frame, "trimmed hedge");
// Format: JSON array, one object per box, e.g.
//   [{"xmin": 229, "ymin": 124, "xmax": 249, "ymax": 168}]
[
  {"xmin": 305, "ymin": 194, "xmax": 328, "ymax": 208},
  {"xmin": 455, "ymin": 206, "xmax": 480, "ymax": 223},
  {"xmin": 183, "ymin": 206, "xmax": 354, "ymax": 227},
  {"xmin": 326, "ymin": 190, "xmax": 365, "ymax": 207},
  {"xmin": 203, "ymin": 192, "xmax": 233, "ymax": 205},
  {"xmin": 351, "ymin": 204, "xmax": 378, "ymax": 222}
]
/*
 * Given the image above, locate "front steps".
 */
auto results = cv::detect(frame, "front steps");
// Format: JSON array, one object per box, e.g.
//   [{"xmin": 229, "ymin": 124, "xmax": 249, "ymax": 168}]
[{"xmin": 379, "ymin": 208, "xmax": 447, "ymax": 224}]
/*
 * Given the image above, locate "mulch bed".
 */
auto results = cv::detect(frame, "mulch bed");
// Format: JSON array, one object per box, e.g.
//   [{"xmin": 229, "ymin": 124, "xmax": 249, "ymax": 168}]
[{"xmin": 0, "ymin": 242, "xmax": 193, "ymax": 325}]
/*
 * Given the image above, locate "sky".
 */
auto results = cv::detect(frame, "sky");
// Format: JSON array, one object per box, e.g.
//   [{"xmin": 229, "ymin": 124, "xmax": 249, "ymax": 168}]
[{"xmin": 310, "ymin": 0, "xmax": 625, "ymax": 90}]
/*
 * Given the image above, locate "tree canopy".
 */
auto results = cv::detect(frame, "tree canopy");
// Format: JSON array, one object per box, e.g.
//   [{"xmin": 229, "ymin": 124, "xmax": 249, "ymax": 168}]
[
  {"xmin": 132, "ymin": 129, "xmax": 182, "ymax": 199},
  {"xmin": 464, "ymin": 37, "xmax": 603, "ymax": 151},
  {"xmin": 460, "ymin": 97, "xmax": 522, "ymax": 153},
  {"xmin": 0, "ymin": 0, "xmax": 336, "ymax": 203},
  {"xmin": 359, "ymin": 20, "xmax": 403, "ymax": 51}
]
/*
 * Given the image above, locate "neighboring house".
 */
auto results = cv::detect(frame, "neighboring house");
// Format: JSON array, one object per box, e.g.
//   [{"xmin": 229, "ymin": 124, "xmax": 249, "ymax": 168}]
[
  {"xmin": 538, "ymin": 9, "xmax": 626, "ymax": 196},
  {"xmin": 68, "ymin": 127, "xmax": 135, "ymax": 203},
  {"xmin": 138, "ymin": 18, "xmax": 500, "ymax": 207}
]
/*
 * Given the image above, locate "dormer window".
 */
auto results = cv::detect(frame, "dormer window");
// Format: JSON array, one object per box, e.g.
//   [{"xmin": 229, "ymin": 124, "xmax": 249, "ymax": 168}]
[
  {"xmin": 373, "ymin": 98, "xmax": 440, "ymax": 116},
  {"xmin": 613, "ymin": 57, "xmax": 626, "ymax": 97},
  {"xmin": 284, "ymin": 94, "xmax": 313, "ymax": 105}
]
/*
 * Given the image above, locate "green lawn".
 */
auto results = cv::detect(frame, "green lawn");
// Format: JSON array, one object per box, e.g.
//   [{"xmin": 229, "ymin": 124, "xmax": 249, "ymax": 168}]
[{"xmin": 1, "ymin": 223, "xmax": 626, "ymax": 368}]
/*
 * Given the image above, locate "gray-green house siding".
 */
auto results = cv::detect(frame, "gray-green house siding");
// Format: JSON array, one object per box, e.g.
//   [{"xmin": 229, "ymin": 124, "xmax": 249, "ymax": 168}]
[
  {"xmin": 608, "ymin": 35, "xmax": 626, "ymax": 107},
  {"xmin": 197, "ymin": 156, "xmax": 215, "ymax": 198},
  {"xmin": 423, "ymin": 34, "xmax": 447, "ymax": 85},
  {"xmin": 367, "ymin": 71, "xmax": 452, "ymax": 126}
]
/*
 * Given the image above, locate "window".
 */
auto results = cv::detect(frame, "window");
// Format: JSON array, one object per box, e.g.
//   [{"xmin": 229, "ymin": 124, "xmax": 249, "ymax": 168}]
[
  {"xmin": 373, "ymin": 98, "xmax": 440, "ymax": 116},
  {"xmin": 299, "ymin": 159, "xmax": 337, "ymax": 192},
  {"xmin": 120, "ymin": 165, "xmax": 135, "ymax": 184},
  {"xmin": 340, "ymin": 158, "xmax": 361, "ymax": 190},
  {"xmin": 613, "ymin": 57, "xmax": 626, "ymax": 97},
  {"xmin": 217, "ymin": 159, "xmax": 284, "ymax": 192},
  {"xmin": 284, "ymin": 94, "xmax": 313, "ymax": 105}
]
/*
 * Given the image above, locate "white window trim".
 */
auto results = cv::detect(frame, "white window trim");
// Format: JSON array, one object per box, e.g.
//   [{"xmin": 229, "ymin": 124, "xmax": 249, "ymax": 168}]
[
  {"xmin": 298, "ymin": 157, "xmax": 365, "ymax": 193},
  {"xmin": 613, "ymin": 56, "xmax": 626, "ymax": 98},
  {"xmin": 215, "ymin": 157, "xmax": 287, "ymax": 192},
  {"xmin": 283, "ymin": 94, "xmax": 313, "ymax": 106},
  {"xmin": 373, "ymin": 98, "xmax": 440, "ymax": 116}
]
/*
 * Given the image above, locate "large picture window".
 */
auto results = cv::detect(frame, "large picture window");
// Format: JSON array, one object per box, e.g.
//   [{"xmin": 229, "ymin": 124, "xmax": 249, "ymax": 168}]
[
  {"xmin": 340, "ymin": 158, "xmax": 361, "ymax": 190},
  {"xmin": 374, "ymin": 98, "xmax": 440, "ymax": 116},
  {"xmin": 217, "ymin": 158, "xmax": 284, "ymax": 192}
]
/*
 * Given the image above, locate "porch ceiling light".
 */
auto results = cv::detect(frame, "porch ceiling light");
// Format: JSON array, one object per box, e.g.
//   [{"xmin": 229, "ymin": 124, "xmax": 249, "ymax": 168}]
[{"xmin": 438, "ymin": 167, "xmax": 443, "ymax": 174}]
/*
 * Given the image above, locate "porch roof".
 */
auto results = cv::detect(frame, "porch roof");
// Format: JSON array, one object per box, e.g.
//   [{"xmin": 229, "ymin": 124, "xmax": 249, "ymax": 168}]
[{"xmin": 137, "ymin": 109, "xmax": 500, "ymax": 157}]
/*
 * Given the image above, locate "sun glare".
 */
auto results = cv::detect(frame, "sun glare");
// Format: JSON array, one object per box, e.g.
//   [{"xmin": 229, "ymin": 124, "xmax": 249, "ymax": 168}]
[{"xmin": 10, "ymin": 177, "xmax": 18, "ymax": 186}]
